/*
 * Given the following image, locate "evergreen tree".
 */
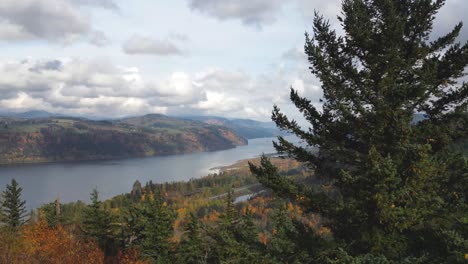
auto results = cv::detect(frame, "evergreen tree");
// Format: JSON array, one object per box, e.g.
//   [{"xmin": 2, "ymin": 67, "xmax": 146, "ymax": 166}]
[
  {"xmin": 40, "ymin": 197, "xmax": 64, "ymax": 227},
  {"xmin": 260, "ymin": 202, "xmax": 330, "ymax": 264},
  {"xmin": 205, "ymin": 190, "xmax": 266, "ymax": 264},
  {"xmin": 175, "ymin": 213, "xmax": 209, "ymax": 264},
  {"xmin": 250, "ymin": 0, "xmax": 467, "ymax": 262},
  {"xmin": 223, "ymin": 189, "xmax": 236, "ymax": 223},
  {"xmin": 235, "ymin": 209, "xmax": 269, "ymax": 262},
  {"xmin": 1, "ymin": 179, "xmax": 27, "ymax": 229},
  {"xmin": 267, "ymin": 206, "xmax": 304, "ymax": 263},
  {"xmin": 211, "ymin": 189, "xmax": 242, "ymax": 261},
  {"xmin": 82, "ymin": 189, "xmax": 118, "ymax": 257},
  {"xmin": 127, "ymin": 190, "xmax": 175, "ymax": 262}
]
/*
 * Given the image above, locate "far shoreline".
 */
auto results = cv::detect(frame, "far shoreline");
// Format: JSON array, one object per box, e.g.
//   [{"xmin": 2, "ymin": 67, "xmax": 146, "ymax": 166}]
[{"xmin": 0, "ymin": 141, "xmax": 248, "ymax": 168}]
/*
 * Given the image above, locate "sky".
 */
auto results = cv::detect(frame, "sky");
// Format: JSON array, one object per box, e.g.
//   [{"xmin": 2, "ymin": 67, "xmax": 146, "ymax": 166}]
[{"xmin": 0, "ymin": 0, "xmax": 466, "ymax": 121}]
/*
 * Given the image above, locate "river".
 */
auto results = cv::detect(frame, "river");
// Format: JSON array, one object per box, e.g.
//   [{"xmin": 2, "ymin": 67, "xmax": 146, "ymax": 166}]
[{"xmin": 0, "ymin": 137, "xmax": 281, "ymax": 209}]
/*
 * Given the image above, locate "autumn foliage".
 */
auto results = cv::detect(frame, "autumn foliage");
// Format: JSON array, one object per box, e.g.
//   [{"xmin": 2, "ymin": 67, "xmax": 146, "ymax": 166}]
[
  {"xmin": 22, "ymin": 218, "xmax": 104, "ymax": 264},
  {"xmin": 0, "ymin": 157, "xmax": 318, "ymax": 263},
  {"xmin": 0, "ymin": 217, "xmax": 152, "ymax": 264}
]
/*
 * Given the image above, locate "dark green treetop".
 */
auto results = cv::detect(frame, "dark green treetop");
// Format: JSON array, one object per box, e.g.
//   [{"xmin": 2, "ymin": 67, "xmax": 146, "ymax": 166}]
[
  {"xmin": 206, "ymin": 190, "xmax": 267, "ymax": 264},
  {"xmin": 126, "ymin": 190, "xmax": 175, "ymax": 263},
  {"xmin": 82, "ymin": 189, "xmax": 119, "ymax": 257},
  {"xmin": 175, "ymin": 212, "xmax": 210, "ymax": 264},
  {"xmin": 1, "ymin": 179, "xmax": 27, "ymax": 229},
  {"xmin": 250, "ymin": 0, "xmax": 467, "ymax": 262}
]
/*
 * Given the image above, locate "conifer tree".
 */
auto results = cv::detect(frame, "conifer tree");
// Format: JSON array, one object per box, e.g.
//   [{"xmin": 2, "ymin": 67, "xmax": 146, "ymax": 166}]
[
  {"xmin": 206, "ymin": 190, "xmax": 267, "ymax": 263},
  {"xmin": 82, "ymin": 189, "xmax": 118, "ymax": 257},
  {"xmin": 235, "ymin": 210, "xmax": 269, "ymax": 262},
  {"xmin": 176, "ymin": 213, "xmax": 209, "ymax": 264},
  {"xmin": 40, "ymin": 197, "xmax": 64, "ymax": 227},
  {"xmin": 1, "ymin": 179, "xmax": 27, "ymax": 229},
  {"xmin": 127, "ymin": 190, "xmax": 175, "ymax": 262},
  {"xmin": 222, "ymin": 189, "xmax": 236, "ymax": 223},
  {"xmin": 250, "ymin": 0, "xmax": 467, "ymax": 262}
]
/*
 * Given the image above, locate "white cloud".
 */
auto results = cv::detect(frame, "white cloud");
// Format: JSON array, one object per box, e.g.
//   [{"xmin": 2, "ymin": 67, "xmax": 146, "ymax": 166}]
[
  {"xmin": 169, "ymin": 32, "xmax": 189, "ymax": 41},
  {"xmin": 0, "ymin": 58, "xmax": 165, "ymax": 117},
  {"xmin": 195, "ymin": 68, "xmax": 255, "ymax": 92},
  {"xmin": 188, "ymin": 0, "xmax": 285, "ymax": 29},
  {"xmin": 70, "ymin": 0, "xmax": 119, "ymax": 10},
  {"xmin": 0, "ymin": 23, "xmax": 34, "ymax": 41},
  {"xmin": 89, "ymin": 31, "xmax": 111, "ymax": 47},
  {"xmin": 297, "ymin": 0, "xmax": 341, "ymax": 22},
  {"xmin": 0, "ymin": 92, "xmax": 51, "ymax": 111},
  {"xmin": 0, "ymin": 0, "xmax": 117, "ymax": 45},
  {"xmin": 281, "ymin": 47, "xmax": 307, "ymax": 63},
  {"xmin": 123, "ymin": 35, "xmax": 183, "ymax": 56},
  {"xmin": 0, "ymin": 56, "xmax": 324, "ymax": 121},
  {"xmin": 0, "ymin": 0, "xmax": 89, "ymax": 42},
  {"xmin": 195, "ymin": 90, "xmax": 241, "ymax": 112},
  {"xmin": 158, "ymin": 72, "xmax": 197, "ymax": 97}
]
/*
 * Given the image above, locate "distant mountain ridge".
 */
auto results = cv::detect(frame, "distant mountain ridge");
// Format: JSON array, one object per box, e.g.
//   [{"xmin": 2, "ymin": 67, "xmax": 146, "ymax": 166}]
[
  {"xmin": 0, "ymin": 111, "xmax": 286, "ymax": 139},
  {"xmin": 0, "ymin": 110, "xmax": 64, "ymax": 119},
  {"xmin": 0, "ymin": 114, "xmax": 247, "ymax": 165},
  {"xmin": 183, "ymin": 116, "xmax": 285, "ymax": 139}
]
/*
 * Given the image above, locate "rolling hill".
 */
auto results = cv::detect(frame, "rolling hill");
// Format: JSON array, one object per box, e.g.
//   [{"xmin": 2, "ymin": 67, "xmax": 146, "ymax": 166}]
[{"xmin": 0, "ymin": 115, "xmax": 247, "ymax": 165}]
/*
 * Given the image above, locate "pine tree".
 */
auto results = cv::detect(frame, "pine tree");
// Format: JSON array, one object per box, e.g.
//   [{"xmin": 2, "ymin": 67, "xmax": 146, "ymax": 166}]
[
  {"xmin": 223, "ymin": 189, "xmax": 236, "ymax": 223},
  {"xmin": 82, "ymin": 189, "xmax": 118, "ymax": 257},
  {"xmin": 235, "ymin": 210, "xmax": 268, "ymax": 262},
  {"xmin": 1, "ymin": 179, "xmax": 27, "ymax": 229},
  {"xmin": 127, "ymin": 190, "xmax": 175, "ymax": 262},
  {"xmin": 205, "ymin": 190, "xmax": 267, "ymax": 264},
  {"xmin": 250, "ymin": 0, "xmax": 467, "ymax": 262},
  {"xmin": 268, "ymin": 206, "xmax": 302, "ymax": 262},
  {"xmin": 175, "ymin": 213, "xmax": 209, "ymax": 264}
]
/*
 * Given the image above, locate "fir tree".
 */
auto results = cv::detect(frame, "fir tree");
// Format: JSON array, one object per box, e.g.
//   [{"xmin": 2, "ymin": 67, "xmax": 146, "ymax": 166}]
[
  {"xmin": 235, "ymin": 209, "xmax": 268, "ymax": 262},
  {"xmin": 1, "ymin": 179, "xmax": 27, "ymax": 229},
  {"xmin": 175, "ymin": 213, "xmax": 209, "ymax": 264},
  {"xmin": 205, "ymin": 190, "xmax": 266, "ymax": 264},
  {"xmin": 82, "ymin": 189, "xmax": 118, "ymax": 257},
  {"xmin": 223, "ymin": 189, "xmax": 236, "ymax": 223},
  {"xmin": 127, "ymin": 190, "xmax": 175, "ymax": 262},
  {"xmin": 268, "ymin": 206, "xmax": 303, "ymax": 262},
  {"xmin": 250, "ymin": 0, "xmax": 467, "ymax": 262}
]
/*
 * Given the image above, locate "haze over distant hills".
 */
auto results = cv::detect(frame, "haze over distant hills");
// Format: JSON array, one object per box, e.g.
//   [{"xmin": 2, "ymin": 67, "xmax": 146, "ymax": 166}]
[
  {"xmin": 0, "ymin": 110, "xmax": 65, "ymax": 119},
  {"xmin": 183, "ymin": 116, "xmax": 285, "ymax": 139}
]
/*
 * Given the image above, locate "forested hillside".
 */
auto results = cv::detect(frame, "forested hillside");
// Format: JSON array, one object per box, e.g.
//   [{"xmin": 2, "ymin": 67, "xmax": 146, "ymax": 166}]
[{"xmin": 0, "ymin": 115, "xmax": 246, "ymax": 164}]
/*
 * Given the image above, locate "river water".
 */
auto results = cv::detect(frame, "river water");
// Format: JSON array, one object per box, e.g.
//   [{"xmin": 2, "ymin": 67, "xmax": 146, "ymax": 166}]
[{"xmin": 0, "ymin": 137, "xmax": 280, "ymax": 209}]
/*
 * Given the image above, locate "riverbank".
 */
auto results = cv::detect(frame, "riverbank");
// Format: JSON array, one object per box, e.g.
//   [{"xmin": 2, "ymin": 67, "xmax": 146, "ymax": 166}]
[
  {"xmin": 0, "ymin": 137, "xmax": 280, "ymax": 210},
  {"xmin": 0, "ymin": 142, "xmax": 245, "ymax": 167}
]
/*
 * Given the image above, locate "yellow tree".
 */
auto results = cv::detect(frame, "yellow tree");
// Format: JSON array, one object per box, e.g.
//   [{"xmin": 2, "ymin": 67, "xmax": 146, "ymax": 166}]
[{"xmin": 23, "ymin": 218, "xmax": 104, "ymax": 264}]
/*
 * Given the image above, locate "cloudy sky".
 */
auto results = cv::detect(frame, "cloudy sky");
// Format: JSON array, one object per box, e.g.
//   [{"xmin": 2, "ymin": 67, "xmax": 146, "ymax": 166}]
[{"xmin": 0, "ymin": 0, "xmax": 466, "ymax": 121}]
